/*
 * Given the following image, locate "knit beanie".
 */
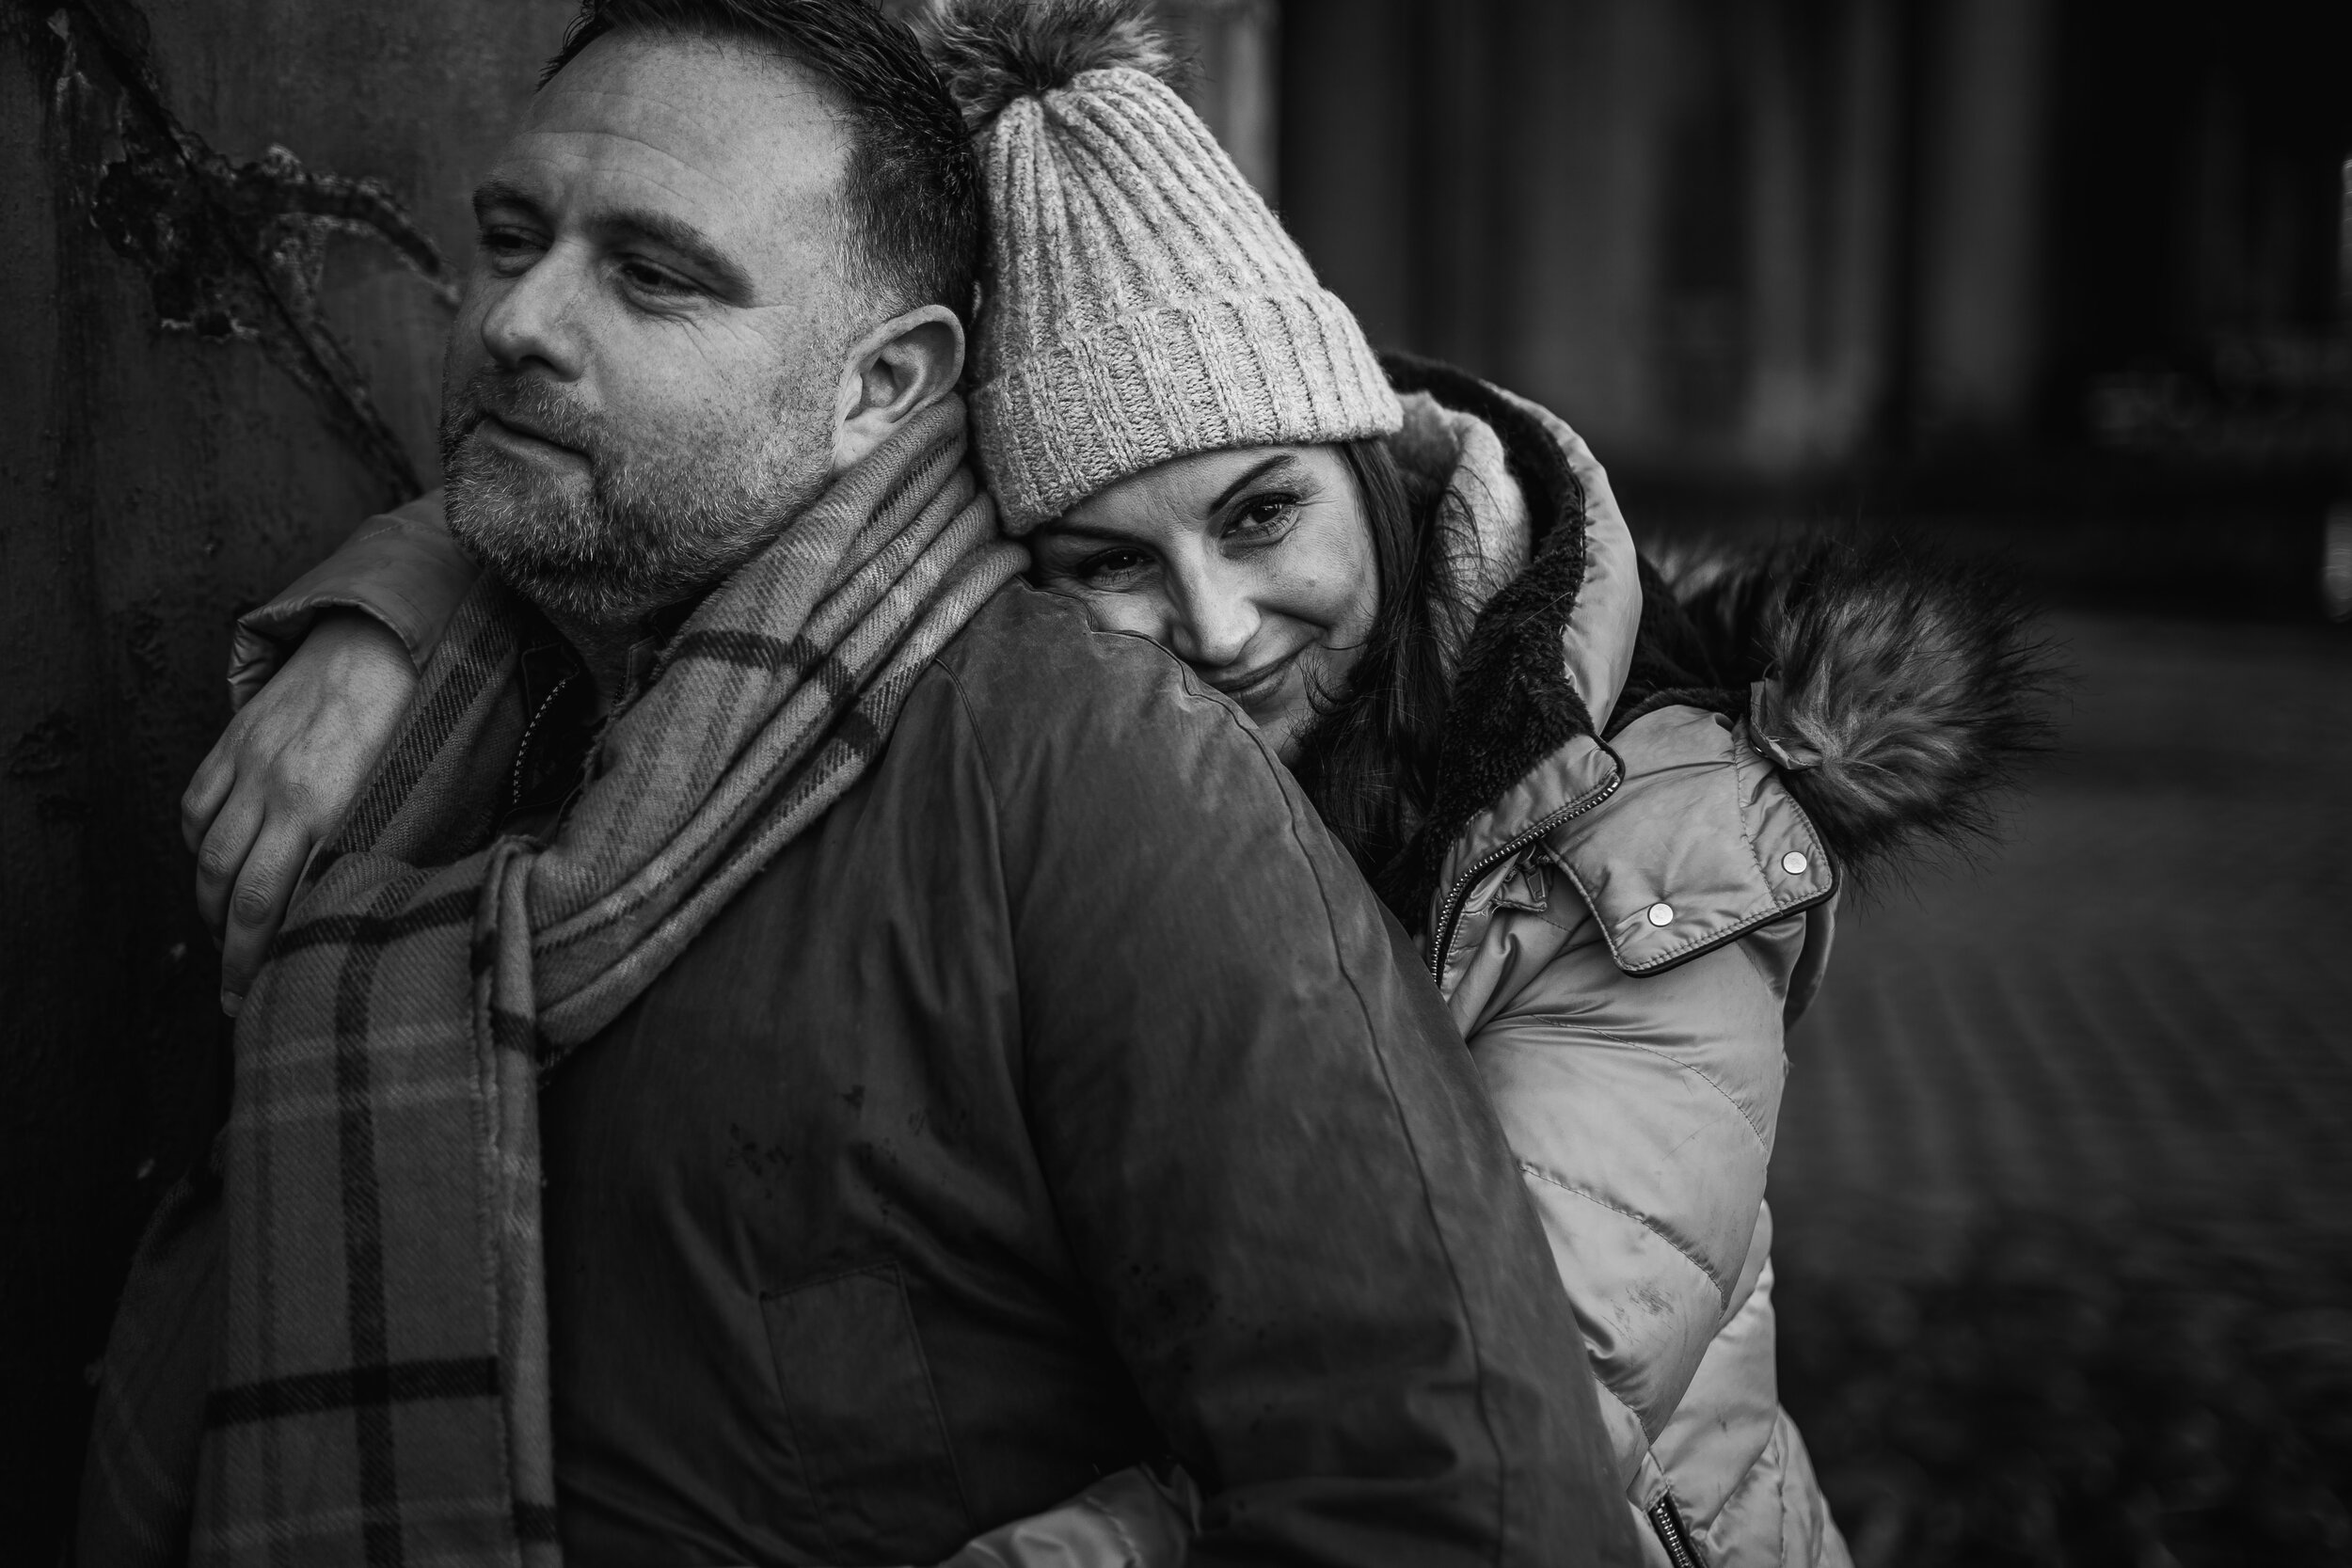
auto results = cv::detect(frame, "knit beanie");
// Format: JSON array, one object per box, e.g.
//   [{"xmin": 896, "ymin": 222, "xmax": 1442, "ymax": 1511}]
[{"xmin": 927, "ymin": 0, "xmax": 1403, "ymax": 534}]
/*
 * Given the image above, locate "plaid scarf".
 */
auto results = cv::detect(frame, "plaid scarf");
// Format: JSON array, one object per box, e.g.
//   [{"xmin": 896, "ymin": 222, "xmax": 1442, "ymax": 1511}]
[{"xmin": 80, "ymin": 398, "xmax": 1024, "ymax": 1566}]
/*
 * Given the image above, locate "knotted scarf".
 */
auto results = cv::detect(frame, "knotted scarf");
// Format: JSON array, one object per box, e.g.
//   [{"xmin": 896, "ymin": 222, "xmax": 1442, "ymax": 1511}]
[{"xmin": 80, "ymin": 398, "xmax": 1025, "ymax": 1566}]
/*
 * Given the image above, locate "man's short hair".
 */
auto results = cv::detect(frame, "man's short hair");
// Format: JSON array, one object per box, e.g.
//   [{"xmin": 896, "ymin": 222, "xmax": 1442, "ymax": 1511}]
[{"xmin": 545, "ymin": 0, "xmax": 981, "ymax": 327}]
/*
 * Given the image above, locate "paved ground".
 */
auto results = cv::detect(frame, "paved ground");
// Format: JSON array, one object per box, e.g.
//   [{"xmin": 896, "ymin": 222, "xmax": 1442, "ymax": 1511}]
[
  {"xmin": 1759, "ymin": 610, "xmax": 2352, "ymax": 1565},
  {"xmin": 1772, "ymin": 610, "xmax": 2352, "ymax": 1259}
]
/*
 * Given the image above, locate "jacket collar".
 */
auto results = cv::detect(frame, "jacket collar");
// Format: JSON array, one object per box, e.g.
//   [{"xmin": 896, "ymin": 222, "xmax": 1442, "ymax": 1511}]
[{"xmin": 1378, "ymin": 353, "xmax": 1643, "ymax": 927}]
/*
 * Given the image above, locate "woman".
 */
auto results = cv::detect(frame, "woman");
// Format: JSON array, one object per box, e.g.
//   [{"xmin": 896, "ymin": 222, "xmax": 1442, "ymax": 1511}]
[{"xmin": 190, "ymin": 4, "xmax": 2045, "ymax": 1562}]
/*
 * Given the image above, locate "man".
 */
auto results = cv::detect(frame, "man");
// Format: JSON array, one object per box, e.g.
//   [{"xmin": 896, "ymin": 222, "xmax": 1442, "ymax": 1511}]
[{"xmin": 83, "ymin": 3, "xmax": 1631, "ymax": 1565}]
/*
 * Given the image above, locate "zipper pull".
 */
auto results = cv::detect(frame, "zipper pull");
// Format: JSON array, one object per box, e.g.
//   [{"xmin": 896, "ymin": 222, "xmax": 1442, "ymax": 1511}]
[{"xmin": 1647, "ymin": 1496, "xmax": 1710, "ymax": 1568}]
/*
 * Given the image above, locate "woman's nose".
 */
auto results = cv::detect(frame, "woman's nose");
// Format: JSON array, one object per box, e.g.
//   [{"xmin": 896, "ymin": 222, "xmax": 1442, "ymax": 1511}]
[{"xmin": 1166, "ymin": 559, "xmax": 1260, "ymax": 671}]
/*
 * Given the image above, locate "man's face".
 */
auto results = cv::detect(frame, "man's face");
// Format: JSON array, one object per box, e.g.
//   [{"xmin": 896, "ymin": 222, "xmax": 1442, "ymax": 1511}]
[{"xmin": 439, "ymin": 31, "xmax": 861, "ymax": 627}]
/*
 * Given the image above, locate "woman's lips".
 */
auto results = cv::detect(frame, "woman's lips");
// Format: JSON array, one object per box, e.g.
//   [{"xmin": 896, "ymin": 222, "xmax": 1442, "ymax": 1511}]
[{"xmin": 1207, "ymin": 654, "xmax": 1297, "ymax": 711}]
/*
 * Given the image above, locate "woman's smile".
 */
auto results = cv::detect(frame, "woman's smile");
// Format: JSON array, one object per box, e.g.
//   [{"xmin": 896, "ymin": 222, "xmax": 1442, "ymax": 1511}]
[
  {"xmin": 1027, "ymin": 444, "xmax": 1380, "ymax": 760},
  {"xmin": 1204, "ymin": 650, "xmax": 1301, "ymax": 711}
]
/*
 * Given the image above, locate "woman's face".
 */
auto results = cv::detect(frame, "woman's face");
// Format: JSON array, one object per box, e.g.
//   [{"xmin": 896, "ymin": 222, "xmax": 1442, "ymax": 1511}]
[{"xmin": 1028, "ymin": 445, "xmax": 1380, "ymax": 761}]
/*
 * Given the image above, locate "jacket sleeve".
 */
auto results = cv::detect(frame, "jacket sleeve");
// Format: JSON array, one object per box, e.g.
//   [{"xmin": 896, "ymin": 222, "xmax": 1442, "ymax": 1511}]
[
  {"xmin": 975, "ymin": 632, "xmax": 1640, "ymax": 1568},
  {"xmin": 227, "ymin": 490, "xmax": 476, "ymax": 709}
]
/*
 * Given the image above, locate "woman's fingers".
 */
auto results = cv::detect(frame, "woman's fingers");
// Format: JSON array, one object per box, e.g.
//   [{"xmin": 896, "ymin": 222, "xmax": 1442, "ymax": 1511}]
[
  {"xmin": 218, "ymin": 816, "xmax": 319, "ymax": 1016},
  {"xmin": 193, "ymin": 783, "xmax": 268, "ymax": 948},
  {"xmin": 181, "ymin": 718, "xmax": 248, "ymax": 856},
  {"xmin": 180, "ymin": 610, "xmax": 420, "ymax": 1011}
]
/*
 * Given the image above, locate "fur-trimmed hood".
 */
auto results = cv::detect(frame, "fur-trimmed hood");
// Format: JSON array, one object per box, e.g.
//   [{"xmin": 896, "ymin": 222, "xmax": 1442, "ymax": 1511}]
[{"xmin": 1383, "ymin": 354, "xmax": 2056, "ymax": 919}]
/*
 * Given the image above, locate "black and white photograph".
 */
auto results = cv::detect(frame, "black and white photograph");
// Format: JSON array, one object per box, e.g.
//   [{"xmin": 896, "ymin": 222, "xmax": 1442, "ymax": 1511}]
[{"xmin": 5, "ymin": 1, "xmax": 2348, "ymax": 1563}]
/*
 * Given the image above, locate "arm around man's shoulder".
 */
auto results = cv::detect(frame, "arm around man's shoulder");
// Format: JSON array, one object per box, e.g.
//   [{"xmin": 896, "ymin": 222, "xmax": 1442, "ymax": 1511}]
[
  {"xmin": 230, "ymin": 490, "xmax": 477, "ymax": 706},
  {"xmin": 934, "ymin": 584, "xmax": 1638, "ymax": 1568}
]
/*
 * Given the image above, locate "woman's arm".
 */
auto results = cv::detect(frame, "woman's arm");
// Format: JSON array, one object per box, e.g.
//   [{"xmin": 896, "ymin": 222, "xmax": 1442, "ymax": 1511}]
[
  {"xmin": 187, "ymin": 492, "xmax": 476, "ymax": 1012},
  {"xmin": 934, "ymin": 1465, "xmax": 1196, "ymax": 1567},
  {"xmin": 225, "ymin": 491, "xmax": 474, "ymax": 706}
]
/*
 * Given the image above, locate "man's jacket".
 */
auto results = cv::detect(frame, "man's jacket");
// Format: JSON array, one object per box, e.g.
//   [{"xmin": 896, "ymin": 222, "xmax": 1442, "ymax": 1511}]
[{"xmin": 414, "ymin": 578, "xmax": 1630, "ymax": 1565}]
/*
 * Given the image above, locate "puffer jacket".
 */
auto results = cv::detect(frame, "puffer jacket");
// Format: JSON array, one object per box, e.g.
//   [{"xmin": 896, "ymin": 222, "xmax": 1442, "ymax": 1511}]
[
  {"xmin": 1376, "ymin": 355, "xmax": 2045, "ymax": 1568},
  {"xmin": 1377, "ymin": 354, "xmax": 1838, "ymax": 1566},
  {"xmin": 234, "ymin": 360, "xmax": 2044, "ymax": 1568}
]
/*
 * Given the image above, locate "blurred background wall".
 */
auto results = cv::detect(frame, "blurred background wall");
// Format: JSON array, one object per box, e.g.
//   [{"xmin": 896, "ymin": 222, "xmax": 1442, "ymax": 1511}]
[
  {"xmin": 1255, "ymin": 0, "xmax": 2352, "ymax": 611},
  {"xmin": 5, "ymin": 0, "xmax": 2348, "ymax": 1559}
]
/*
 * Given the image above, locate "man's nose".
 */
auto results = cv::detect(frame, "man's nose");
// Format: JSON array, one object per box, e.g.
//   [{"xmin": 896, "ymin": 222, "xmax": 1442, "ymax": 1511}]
[
  {"xmin": 1167, "ymin": 558, "xmax": 1261, "ymax": 672},
  {"xmin": 476, "ymin": 247, "xmax": 589, "ymax": 380}
]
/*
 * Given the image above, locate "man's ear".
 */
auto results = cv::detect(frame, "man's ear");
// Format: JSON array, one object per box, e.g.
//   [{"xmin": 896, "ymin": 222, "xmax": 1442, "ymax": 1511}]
[{"xmin": 829, "ymin": 305, "xmax": 966, "ymax": 472}]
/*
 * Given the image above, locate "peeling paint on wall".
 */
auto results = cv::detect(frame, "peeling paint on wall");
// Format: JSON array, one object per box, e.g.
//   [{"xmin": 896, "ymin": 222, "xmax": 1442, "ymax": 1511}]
[
  {"xmin": 7, "ymin": 712, "xmax": 81, "ymax": 778},
  {"xmin": 40, "ymin": 0, "xmax": 456, "ymax": 503}
]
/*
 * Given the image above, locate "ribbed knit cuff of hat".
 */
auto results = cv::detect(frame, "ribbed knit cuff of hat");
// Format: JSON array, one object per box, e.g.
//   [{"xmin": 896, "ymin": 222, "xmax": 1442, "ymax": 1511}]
[{"xmin": 977, "ymin": 287, "xmax": 1404, "ymax": 535}]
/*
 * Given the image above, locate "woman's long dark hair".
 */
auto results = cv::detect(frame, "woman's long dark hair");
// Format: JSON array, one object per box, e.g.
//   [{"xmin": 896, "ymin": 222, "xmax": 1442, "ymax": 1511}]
[{"xmin": 1286, "ymin": 437, "xmax": 1462, "ymax": 924}]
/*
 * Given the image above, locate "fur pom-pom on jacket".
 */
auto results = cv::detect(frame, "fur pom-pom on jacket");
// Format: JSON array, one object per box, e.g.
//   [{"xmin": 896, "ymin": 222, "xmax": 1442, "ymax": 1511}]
[
  {"xmin": 1387, "ymin": 350, "xmax": 2058, "ymax": 919},
  {"xmin": 1621, "ymin": 538, "xmax": 2059, "ymax": 890}
]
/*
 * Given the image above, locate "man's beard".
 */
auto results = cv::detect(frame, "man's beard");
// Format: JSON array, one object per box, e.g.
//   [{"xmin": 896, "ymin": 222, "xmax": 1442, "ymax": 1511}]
[{"xmin": 437, "ymin": 367, "xmax": 831, "ymax": 628}]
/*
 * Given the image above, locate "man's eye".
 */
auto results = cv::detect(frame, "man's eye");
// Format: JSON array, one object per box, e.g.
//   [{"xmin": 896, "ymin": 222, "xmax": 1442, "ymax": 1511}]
[
  {"xmin": 619, "ymin": 260, "xmax": 695, "ymax": 299},
  {"xmin": 480, "ymin": 229, "xmax": 543, "ymax": 271}
]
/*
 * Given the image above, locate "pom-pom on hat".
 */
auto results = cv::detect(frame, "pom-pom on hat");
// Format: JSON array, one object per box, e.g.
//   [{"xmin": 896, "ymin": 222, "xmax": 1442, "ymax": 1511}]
[{"xmin": 921, "ymin": 0, "xmax": 1402, "ymax": 534}]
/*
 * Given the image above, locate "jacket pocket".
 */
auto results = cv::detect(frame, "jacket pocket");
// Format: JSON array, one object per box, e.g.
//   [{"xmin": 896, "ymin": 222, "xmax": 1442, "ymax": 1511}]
[{"xmin": 760, "ymin": 1259, "xmax": 971, "ymax": 1560}]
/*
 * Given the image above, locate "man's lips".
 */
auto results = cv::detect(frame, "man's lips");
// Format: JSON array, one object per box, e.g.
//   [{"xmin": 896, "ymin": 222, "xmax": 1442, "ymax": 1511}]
[{"xmin": 473, "ymin": 411, "xmax": 585, "ymax": 461}]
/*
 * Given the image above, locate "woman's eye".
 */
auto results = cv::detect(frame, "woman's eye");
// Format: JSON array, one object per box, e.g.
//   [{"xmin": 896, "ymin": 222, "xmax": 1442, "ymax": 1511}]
[
  {"xmin": 1073, "ymin": 547, "xmax": 1152, "ymax": 585},
  {"xmin": 1230, "ymin": 494, "xmax": 1299, "ymax": 537}
]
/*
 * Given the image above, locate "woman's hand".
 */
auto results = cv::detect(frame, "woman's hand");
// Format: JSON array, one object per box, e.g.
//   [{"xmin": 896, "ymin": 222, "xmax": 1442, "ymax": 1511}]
[
  {"xmin": 182, "ymin": 611, "xmax": 418, "ymax": 1016},
  {"xmin": 934, "ymin": 1464, "xmax": 1197, "ymax": 1566}
]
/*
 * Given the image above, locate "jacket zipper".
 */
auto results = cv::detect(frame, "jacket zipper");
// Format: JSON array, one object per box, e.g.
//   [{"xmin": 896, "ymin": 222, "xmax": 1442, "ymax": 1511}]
[
  {"xmin": 1647, "ymin": 1497, "xmax": 1709, "ymax": 1568},
  {"xmin": 509, "ymin": 671, "xmax": 580, "ymax": 816},
  {"xmin": 1426, "ymin": 769, "xmax": 1621, "ymax": 981}
]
